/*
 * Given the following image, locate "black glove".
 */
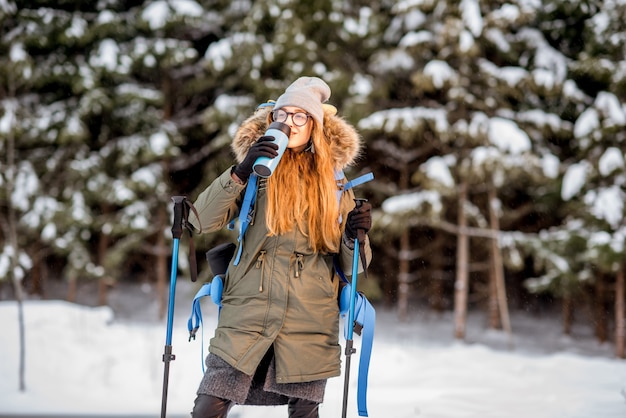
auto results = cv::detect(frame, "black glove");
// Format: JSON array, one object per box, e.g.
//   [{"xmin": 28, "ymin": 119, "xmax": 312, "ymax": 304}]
[
  {"xmin": 345, "ymin": 201, "xmax": 372, "ymax": 242},
  {"xmin": 232, "ymin": 136, "xmax": 279, "ymax": 182}
]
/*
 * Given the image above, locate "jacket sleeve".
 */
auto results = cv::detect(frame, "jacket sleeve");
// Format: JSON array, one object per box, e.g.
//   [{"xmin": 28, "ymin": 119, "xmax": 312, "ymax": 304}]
[
  {"xmin": 188, "ymin": 167, "xmax": 247, "ymax": 234},
  {"xmin": 337, "ymin": 187, "xmax": 372, "ymax": 276}
]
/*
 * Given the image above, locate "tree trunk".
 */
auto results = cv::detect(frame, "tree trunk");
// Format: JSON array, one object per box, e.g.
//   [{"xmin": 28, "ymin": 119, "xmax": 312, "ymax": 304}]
[
  {"xmin": 6, "ymin": 98, "xmax": 27, "ymax": 392},
  {"xmin": 487, "ymin": 187, "xmax": 513, "ymax": 346},
  {"xmin": 429, "ymin": 234, "xmax": 445, "ymax": 312},
  {"xmin": 396, "ymin": 165, "xmax": 410, "ymax": 321},
  {"xmin": 29, "ymin": 243, "xmax": 44, "ymax": 297},
  {"xmin": 67, "ymin": 271, "xmax": 77, "ymax": 303},
  {"xmin": 562, "ymin": 295, "xmax": 573, "ymax": 335},
  {"xmin": 594, "ymin": 274, "xmax": 608, "ymax": 343},
  {"xmin": 454, "ymin": 181, "xmax": 469, "ymax": 340},
  {"xmin": 488, "ymin": 258, "xmax": 500, "ymax": 329},
  {"xmin": 97, "ymin": 227, "xmax": 111, "ymax": 306},
  {"xmin": 616, "ymin": 265, "xmax": 625, "ymax": 358},
  {"xmin": 157, "ymin": 202, "xmax": 168, "ymax": 320},
  {"xmin": 397, "ymin": 229, "xmax": 410, "ymax": 322}
]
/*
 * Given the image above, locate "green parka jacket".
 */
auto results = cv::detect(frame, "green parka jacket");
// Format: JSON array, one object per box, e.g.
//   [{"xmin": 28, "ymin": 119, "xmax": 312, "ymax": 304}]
[{"xmin": 190, "ymin": 106, "xmax": 371, "ymax": 384}]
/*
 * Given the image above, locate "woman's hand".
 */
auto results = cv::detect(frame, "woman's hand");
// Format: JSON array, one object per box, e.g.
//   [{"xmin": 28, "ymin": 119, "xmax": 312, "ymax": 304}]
[
  {"xmin": 345, "ymin": 201, "xmax": 372, "ymax": 243},
  {"xmin": 232, "ymin": 136, "xmax": 279, "ymax": 182}
]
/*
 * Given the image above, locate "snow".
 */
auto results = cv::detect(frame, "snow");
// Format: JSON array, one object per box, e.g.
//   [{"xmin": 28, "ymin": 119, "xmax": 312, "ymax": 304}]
[
  {"xmin": 349, "ymin": 74, "xmax": 373, "ymax": 97},
  {"xmin": 541, "ymin": 153, "xmax": 560, "ymax": 179},
  {"xmin": 562, "ymin": 161, "xmax": 589, "ymax": 201},
  {"xmin": 142, "ymin": 0, "xmax": 204, "ymax": 30},
  {"xmin": 596, "ymin": 91, "xmax": 626, "ymax": 127},
  {"xmin": 90, "ymin": 38, "xmax": 121, "ymax": 72},
  {"xmin": 424, "ymin": 60, "xmax": 455, "ymax": 89},
  {"xmin": 599, "ymin": 147, "xmax": 625, "ymax": 176},
  {"xmin": 1, "ymin": 296, "xmax": 625, "ymax": 418},
  {"xmin": 10, "ymin": 42, "xmax": 27, "ymax": 62},
  {"xmin": 574, "ymin": 108, "xmax": 600, "ymax": 139},
  {"xmin": 150, "ymin": 131, "xmax": 170, "ymax": 156},
  {"xmin": 12, "ymin": 162, "xmax": 39, "ymax": 212},
  {"xmin": 490, "ymin": 4, "xmax": 522, "ymax": 24},
  {"xmin": 460, "ymin": 0, "xmax": 483, "ymax": 37},
  {"xmin": 0, "ymin": 98, "xmax": 14, "ymax": 133},
  {"xmin": 585, "ymin": 186, "xmax": 624, "ymax": 229},
  {"xmin": 358, "ymin": 107, "xmax": 449, "ymax": 134},
  {"xmin": 121, "ymin": 201, "xmax": 150, "ymax": 230},
  {"xmin": 398, "ymin": 31, "xmax": 432, "ymax": 48},
  {"xmin": 487, "ymin": 117, "xmax": 531, "ymax": 154},
  {"xmin": 343, "ymin": 7, "xmax": 373, "ymax": 37},
  {"xmin": 131, "ymin": 165, "xmax": 160, "ymax": 188},
  {"xmin": 422, "ymin": 156, "xmax": 454, "ymax": 188},
  {"xmin": 382, "ymin": 190, "xmax": 443, "ymax": 216}
]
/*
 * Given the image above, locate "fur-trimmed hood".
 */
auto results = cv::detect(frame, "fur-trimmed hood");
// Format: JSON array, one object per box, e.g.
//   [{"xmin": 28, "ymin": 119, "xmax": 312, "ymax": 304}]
[{"xmin": 231, "ymin": 106, "xmax": 362, "ymax": 170}]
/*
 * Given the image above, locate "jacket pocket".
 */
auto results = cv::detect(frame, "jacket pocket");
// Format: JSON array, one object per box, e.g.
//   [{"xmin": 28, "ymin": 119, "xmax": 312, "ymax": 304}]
[
  {"xmin": 293, "ymin": 254, "xmax": 336, "ymax": 301},
  {"xmin": 223, "ymin": 250, "xmax": 267, "ymax": 298}
]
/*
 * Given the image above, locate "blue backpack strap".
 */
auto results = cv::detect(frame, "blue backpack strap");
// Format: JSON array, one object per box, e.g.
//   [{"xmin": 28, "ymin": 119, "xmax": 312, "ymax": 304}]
[
  {"xmin": 344, "ymin": 172, "xmax": 374, "ymax": 192},
  {"xmin": 335, "ymin": 169, "xmax": 374, "ymax": 224},
  {"xmin": 335, "ymin": 258, "xmax": 376, "ymax": 417},
  {"xmin": 233, "ymin": 173, "xmax": 259, "ymax": 265},
  {"xmin": 187, "ymin": 276, "xmax": 224, "ymax": 373}
]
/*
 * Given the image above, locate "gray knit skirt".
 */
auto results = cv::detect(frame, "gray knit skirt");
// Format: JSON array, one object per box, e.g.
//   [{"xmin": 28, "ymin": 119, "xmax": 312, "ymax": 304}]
[{"xmin": 197, "ymin": 347, "xmax": 327, "ymax": 405}]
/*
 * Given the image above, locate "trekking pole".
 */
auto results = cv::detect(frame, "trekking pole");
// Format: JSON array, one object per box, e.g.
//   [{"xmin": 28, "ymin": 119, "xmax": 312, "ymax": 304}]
[
  {"xmin": 161, "ymin": 196, "xmax": 186, "ymax": 418},
  {"xmin": 342, "ymin": 198, "xmax": 368, "ymax": 418}
]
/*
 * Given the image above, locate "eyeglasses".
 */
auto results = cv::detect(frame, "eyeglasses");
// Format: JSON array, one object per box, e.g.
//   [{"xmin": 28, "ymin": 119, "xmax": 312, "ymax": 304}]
[{"xmin": 272, "ymin": 109, "xmax": 311, "ymax": 127}]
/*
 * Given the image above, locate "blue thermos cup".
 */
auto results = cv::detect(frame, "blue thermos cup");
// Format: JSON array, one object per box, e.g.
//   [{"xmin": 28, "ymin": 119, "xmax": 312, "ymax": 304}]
[{"xmin": 252, "ymin": 121, "xmax": 291, "ymax": 178}]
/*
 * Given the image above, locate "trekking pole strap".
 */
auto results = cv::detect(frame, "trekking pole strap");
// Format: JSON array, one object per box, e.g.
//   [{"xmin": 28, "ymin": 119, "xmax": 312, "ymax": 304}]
[
  {"xmin": 187, "ymin": 277, "xmax": 223, "ymax": 373},
  {"xmin": 336, "ymin": 256, "xmax": 375, "ymax": 417}
]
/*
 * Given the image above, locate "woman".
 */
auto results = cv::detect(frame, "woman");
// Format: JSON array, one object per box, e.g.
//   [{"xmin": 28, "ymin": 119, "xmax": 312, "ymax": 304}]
[{"xmin": 190, "ymin": 76, "xmax": 372, "ymax": 418}]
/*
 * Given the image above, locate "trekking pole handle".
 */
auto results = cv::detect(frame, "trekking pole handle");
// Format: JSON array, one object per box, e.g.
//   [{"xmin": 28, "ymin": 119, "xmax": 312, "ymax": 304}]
[
  {"xmin": 353, "ymin": 198, "xmax": 368, "ymax": 242},
  {"xmin": 171, "ymin": 196, "xmax": 186, "ymax": 239}
]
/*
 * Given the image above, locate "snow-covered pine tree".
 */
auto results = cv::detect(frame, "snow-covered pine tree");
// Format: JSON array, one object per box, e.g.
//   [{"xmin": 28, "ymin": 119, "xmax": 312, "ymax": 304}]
[
  {"xmin": 527, "ymin": 0, "xmax": 626, "ymax": 355},
  {"xmin": 0, "ymin": 1, "xmax": 201, "ymax": 314},
  {"xmin": 355, "ymin": 0, "xmax": 601, "ymax": 339}
]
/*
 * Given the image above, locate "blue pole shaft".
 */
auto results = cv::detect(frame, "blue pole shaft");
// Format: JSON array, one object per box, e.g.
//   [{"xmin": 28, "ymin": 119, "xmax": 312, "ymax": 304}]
[
  {"xmin": 165, "ymin": 238, "xmax": 180, "ymax": 346},
  {"xmin": 348, "ymin": 237, "xmax": 359, "ymax": 340},
  {"xmin": 342, "ymin": 237, "xmax": 361, "ymax": 418}
]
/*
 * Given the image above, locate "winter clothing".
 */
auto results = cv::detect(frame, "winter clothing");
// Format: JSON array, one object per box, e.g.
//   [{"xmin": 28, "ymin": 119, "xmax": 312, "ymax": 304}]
[
  {"xmin": 288, "ymin": 398, "xmax": 320, "ymax": 418},
  {"xmin": 192, "ymin": 394, "xmax": 232, "ymax": 418},
  {"xmin": 345, "ymin": 201, "xmax": 373, "ymax": 242},
  {"xmin": 232, "ymin": 135, "xmax": 278, "ymax": 182},
  {"xmin": 189, "ymin": 89, "xmax": 371, "ymax": 411},
  {"xmin": 197, "ymin": 350, "xmax": 325, "ymax": 405},
  {"xmin": 274, "ymin": 77, "xmax": 331, "ymax": 127}
]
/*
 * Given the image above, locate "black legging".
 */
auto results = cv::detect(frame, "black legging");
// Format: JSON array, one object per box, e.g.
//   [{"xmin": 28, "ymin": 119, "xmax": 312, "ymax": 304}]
[
  {"xmin": 191, "ymin": 394, "xmax": 319, "ymax": 418},
  {"xmin": 191, "ymin": 394, "xmax": 232, "ymax": 418}
]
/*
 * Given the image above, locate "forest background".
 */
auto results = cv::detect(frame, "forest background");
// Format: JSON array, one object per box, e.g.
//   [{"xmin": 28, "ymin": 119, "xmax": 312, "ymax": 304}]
[{"xmin": 1, "ymin": 0, "xmax": 626, "ymax": 362}]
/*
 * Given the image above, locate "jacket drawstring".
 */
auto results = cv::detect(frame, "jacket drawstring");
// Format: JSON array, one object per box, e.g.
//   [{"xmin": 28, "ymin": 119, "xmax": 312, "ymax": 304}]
[{"xmin": 256, "ymin": 250, "xmax": 266, "ymax": 292}]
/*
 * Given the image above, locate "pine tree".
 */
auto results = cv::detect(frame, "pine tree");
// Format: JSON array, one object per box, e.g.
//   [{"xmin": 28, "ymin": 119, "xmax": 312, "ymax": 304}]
[
  {"xmin": 0, "ymin": 1, "xmax": 202, "ymax": 312},
  {"xmin": 355, "ymin": 0, "xmax": 600, "ymax": 337},
  {"xmin": 531, "ymin": 0, "xmax": 626, "ymax": 353}
]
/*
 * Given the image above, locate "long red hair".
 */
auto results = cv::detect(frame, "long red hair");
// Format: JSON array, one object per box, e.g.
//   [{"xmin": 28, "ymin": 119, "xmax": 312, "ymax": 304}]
[{"xmin": 265, "ymin": 120, "xmax": 341, "ymax": 253}]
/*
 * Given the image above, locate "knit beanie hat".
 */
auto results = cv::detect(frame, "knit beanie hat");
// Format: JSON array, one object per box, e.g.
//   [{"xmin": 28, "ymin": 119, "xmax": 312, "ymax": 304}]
[{"xmin": 274, "ymin": 76, "xmax": 331, "ymax": 127}]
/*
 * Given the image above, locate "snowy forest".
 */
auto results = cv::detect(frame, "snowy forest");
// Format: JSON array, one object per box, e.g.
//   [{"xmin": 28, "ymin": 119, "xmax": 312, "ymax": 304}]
[{"xmin": 1, "ymin": 0, "xmax": 626, "ymax": 360}]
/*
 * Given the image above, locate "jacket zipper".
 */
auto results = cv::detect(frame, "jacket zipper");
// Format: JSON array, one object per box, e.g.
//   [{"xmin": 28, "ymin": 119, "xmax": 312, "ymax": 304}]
[
  {"xmin": 294, "ymin": 253, "xmax": 304, "ymax": 278},
  {"xmin": 256, "ymin": 250, "xmax": 266, "ymax": 292}
]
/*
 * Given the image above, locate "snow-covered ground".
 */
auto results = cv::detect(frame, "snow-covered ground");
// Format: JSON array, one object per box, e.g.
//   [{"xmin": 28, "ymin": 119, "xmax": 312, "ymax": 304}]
[{"xmin": 1, "ymin": 282, "xmax": 625, "ymax": 418}]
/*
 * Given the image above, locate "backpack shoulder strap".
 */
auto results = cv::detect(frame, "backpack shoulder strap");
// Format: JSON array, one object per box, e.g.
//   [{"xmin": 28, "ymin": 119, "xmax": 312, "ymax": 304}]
[{"xmin": 233, "ymin": 173, "xmax": 259, "ymax": 265}]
